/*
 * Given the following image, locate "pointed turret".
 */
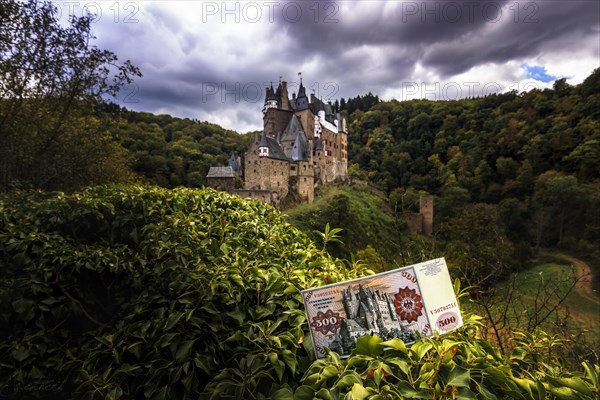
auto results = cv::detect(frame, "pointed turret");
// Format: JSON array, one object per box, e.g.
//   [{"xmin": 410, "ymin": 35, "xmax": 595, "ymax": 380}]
[
  {"xmin": 262, "ymin": 83, "xmax": 278, "ymax": 114},
  {"xmin": 294, "ymin": 78, "xmax": 309, "ymax": 110},
  {"xmin": 228, "ymin": 152, "xmax": 241, "ymax": 175},
  {"xmin": 291, "ymin": 128, "xmax": 308, "ymax": 161},
  {"xmin": 258, "ymin": 131, "xmax": 269, "ymax": 157}
]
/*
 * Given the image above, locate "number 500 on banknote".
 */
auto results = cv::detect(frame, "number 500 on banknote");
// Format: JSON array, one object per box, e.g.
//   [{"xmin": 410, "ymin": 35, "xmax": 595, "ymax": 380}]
[{"xmin": 302, "ymin": 258, "xmax": 463, "ymax": 359}]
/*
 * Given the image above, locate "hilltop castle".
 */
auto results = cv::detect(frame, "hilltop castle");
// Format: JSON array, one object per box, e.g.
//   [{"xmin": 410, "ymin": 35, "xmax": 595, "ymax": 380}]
[{"xmin": 206, "ymin": 77, "xmax": 348, "ymax": 205}]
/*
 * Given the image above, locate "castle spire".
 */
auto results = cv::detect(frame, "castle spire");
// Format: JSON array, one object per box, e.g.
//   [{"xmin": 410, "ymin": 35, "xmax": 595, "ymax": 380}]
[
  {"xmin": 258, "ymin": 130, "xmax": 269, "ymax": 158},
  {"xmin": 263, "ymin": 83, "xmax": 278, "ymax": 114}
]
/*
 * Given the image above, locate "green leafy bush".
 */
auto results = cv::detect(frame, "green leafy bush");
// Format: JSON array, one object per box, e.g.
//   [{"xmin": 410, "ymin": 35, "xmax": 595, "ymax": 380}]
[
  {"xmin": 0, "ymin": 185, "xmax": 371, "ymax": 399},
  {"xmin": 283, "ymin": 322, "xmax": 599, "ymax": 400},
  {"xmin": 1, "ymin": 184, "xmax": 598, "ymax": 399}
]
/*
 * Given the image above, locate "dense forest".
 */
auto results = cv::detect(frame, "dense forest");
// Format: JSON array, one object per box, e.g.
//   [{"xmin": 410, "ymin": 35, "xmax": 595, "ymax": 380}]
[
  {"xmin": 340, "ymin": 72, "xmax": 600, "ymax": 280},
  {"xmin": 104, "ymin": 105, "xmax": 252, "ymax": 188}
]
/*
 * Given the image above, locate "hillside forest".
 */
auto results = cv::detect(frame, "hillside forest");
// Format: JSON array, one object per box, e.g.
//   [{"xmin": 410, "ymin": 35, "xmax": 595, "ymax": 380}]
[{"xmin": 1, "ymin": 1, "xmax": 599, "ymax": 399}]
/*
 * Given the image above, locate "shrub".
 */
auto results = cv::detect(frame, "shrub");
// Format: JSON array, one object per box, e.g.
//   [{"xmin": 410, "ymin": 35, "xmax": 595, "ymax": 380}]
[
  {"xmin": 0, "ymin": 185, "xmax": 371, "ymax": 399},
  {"xmin": 1, "ymin": 184, "xmax": 597, "ymax": 399}
]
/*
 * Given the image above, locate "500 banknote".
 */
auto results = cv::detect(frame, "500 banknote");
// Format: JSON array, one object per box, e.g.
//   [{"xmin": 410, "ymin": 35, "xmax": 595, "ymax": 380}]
[{"xmin": 302, "ymin": 258, "xmax": 463, "ymax": 359}]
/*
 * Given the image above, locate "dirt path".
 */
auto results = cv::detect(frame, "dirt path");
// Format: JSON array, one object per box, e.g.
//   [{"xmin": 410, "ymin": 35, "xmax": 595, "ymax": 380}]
[{"xmin": 552, "ymin": 254, "xmax": 600, "ymax": 305}]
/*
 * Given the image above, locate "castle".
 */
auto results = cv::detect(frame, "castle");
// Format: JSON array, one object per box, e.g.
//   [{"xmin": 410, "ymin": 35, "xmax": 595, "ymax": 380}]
[
  {"xmin": 206, "ymin": 77, "xmax": 348, "ymax": 205},
  {"xmin": 327, "ymin": 284, "xmax": 416, "ymax": 356}
]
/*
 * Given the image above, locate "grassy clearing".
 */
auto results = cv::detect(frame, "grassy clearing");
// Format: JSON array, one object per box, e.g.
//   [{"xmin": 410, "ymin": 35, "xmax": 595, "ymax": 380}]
[
  {"xmin": 283, "ymin": 183, "xmax": 410, "ymax": 269},
  {"xmin": 473, "ymin": 256, "xmax": 600, "ymax": 361}
]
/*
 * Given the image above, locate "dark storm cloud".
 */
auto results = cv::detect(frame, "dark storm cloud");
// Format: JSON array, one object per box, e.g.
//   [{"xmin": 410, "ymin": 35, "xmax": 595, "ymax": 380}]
[
  {"xmin": 271, "ymin": 0, "xmax": 598, "ymax": 78},
  {"xmin": 422, "ymin": 1, "xmax": 600, "ymax": 77},
  {"xmin": 79, "ymin": 0, "xmax": 599, "ymax": 131},
  {"xmin": 273, "ymin": 0, "xmax": 510, "ymax": 48}
]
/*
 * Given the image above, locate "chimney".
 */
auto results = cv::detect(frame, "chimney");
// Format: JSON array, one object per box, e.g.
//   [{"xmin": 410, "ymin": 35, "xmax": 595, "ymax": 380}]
[{"xmin": 281, "ymin": 81, "xmax": 290, "ymax": 110}]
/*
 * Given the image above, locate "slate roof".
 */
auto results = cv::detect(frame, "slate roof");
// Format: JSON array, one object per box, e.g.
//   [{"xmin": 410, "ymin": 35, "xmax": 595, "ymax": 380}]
[
  {"xmin": 206, "ymin": 166, "xmax": 238, "ymax": 178},
  {"xmin": 259, "ymin": 131, "xmax": 289, "ymax": 161},
  {"xmin": 291, "ymin": 128, "xmax": 309, "ymax": 161},
  {"xmin": 280, "ymin": 115, "xmax": 305, "ymax": 142}
]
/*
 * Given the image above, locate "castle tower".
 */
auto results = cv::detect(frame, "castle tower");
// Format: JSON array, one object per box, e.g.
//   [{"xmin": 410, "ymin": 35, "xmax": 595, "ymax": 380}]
[
  {"xmin": 420, "ymin": 195, "xmax": 434, "ymax": 235},
  {"xmin": 263, "ymin": 81, "xmax": 293, "ymax": 138},
  {"xmin": 241, "ymin": 75, "xmax": 347, "ymax": 206}
]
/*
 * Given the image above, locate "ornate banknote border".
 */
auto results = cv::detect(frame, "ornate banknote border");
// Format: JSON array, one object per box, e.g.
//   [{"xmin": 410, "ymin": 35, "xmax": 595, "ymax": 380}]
[{"xmin": 302, "ymin": 258, "xmax": 463, "ymax": 359}]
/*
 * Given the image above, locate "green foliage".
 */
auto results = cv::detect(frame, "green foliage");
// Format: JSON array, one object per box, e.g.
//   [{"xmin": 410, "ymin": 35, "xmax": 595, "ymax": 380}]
[
  {"xmin": 0, "ymin": 0, "xmax": 141, "ymax": 191},
  {"xmin": 113, "ymin": 110, "xmax": 252, "ymax": 188},
  {"xmin": 0, "ymin": 184, "xmax": 373, "ymax": 399},
  {"xmin": 286, "ymin": 185, "xmax": 419, "ymax": 270},
  {"xmin": 315, "ymin": 223, "xmax": 344, "ymax": 252},
  {"xmin": 346, "ymin": 69, "xmax": 600, "ymax": 254},
  {"xmin": 1, "ymin": 185, "xmax": 598, "ymax": 399},
  {"xmin": 441, "ymin": 203, "xmax": 515, "ymax": 287},
  {"xmin": 289, "ymin": 319, "xmax": 599, "ymax": 399}
]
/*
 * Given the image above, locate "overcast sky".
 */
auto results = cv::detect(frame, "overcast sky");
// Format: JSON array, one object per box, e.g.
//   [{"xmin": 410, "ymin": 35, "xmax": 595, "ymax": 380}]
[{"xmin": 56, "ymin": 0, "xmax": 600, "ymax": 132}]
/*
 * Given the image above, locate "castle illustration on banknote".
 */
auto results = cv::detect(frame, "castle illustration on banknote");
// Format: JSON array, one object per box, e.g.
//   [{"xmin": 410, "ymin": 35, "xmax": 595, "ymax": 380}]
[{"xmin": 302, "ymin": 258, "xmax": 463, "ymax": 359}]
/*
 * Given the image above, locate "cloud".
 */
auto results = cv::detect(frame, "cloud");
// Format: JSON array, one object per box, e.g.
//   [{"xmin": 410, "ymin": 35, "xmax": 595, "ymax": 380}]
[{"xmin": 62, "ymin": 0, "xmax": 599, "ymax": 132}]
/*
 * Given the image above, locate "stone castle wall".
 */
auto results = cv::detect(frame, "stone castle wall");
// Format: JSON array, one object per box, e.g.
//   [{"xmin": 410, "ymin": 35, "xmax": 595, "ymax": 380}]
[{"xmin": 235, "ymin": 189, "xmax": 274, "ymax": 204}]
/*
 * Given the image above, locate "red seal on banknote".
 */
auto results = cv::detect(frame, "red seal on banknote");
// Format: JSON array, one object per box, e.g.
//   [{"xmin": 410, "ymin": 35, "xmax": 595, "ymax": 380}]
[
  {"xmin": 310, "ymin": 309, "xmax": 343, "ymax": 335},
  {"xmin": 393, "ymin": 287, "xmax": 424, "ymax": 323}
]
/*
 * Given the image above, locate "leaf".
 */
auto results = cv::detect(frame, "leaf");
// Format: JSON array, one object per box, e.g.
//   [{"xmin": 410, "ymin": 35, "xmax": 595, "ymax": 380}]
[
  {"xmin": 380, "ymin": 338, "xmax": 407, "ymax": 353},
  {"xmin": 175, "ymin": 339, "xmax": 195, "ymax": 363},
  {"xmin": 411, "ymin": 341, "xmax": 433, "ymax": 362},
  {"xmin": 12, "ymin": 298, "xmax": 35, "ymax": 322},
  {"xmin": 353, "ymin": 335, "xmax": 383, "ymax": 357},
  {"xmin": 11, "ymin": 346, "xmax": 29, "ymax": 362},
  {"xmin": 194, "ymin": 355, "xmax": 213, "ymax": 375},
  {"xmin": 272, "ymin": 387, "xmax": 294, "ymax": 400},
  {"xmin": 265, "ymin": 352, "xmax": 283, "ymax": 383},
  {"xmin": 581, "ymin": 361, "xmax": 599, "ymax": 386},
  {"xmin": 395, "ymin": 381, "xmax": 422, "ymax": 398},
  {"xmin": 456, "ymin": 387, "xmax": 478, "ymax": 400},
  {"xmin": 545, "ymin": 376, "xmax": 594, "ymax": 397},
  {"xmin": 546, "ymin": 386, "xmax": 578, "ymax": 400},
  {"xmin": 387, "ymin": 358, "xmax": 410, "ymax": 376},
  {"xmin": 116, "ymin": 364, "xmax": 142, "ymax": 374},
  {"xmin": 474, "ymin": 382, "xmax": 498, "ymax": 400},
  {"xmin": 315, "ymin": 388, "xmax": 333, "ymax": 400},
  {"xmin": 513, "ymin": 377, "xmax": 535, "ymax": 398},
  {"xmin": 281, "ymin": 349, "xmax": 297, "ymax": 375},
  {"xmin": 447, "ymin": 365, "xmax": 470, "ymax": 388},
  {"xmin": 164, "ymin": 312, "xmax": 184, "ymax": 330},
  {"xmin": 350, "ymin": 383, "xmax": 371, "ymax": 400},
  {"xmin": 318, "ymin": 365, "xmax": 339, "ymax": 383},
  {"xmin": 294, "ymin": 385, "xmax": 316, "ymax": 400},
  {"xmin": 335, "ymin": 372, "xmax": 362, "ymax": 390}
]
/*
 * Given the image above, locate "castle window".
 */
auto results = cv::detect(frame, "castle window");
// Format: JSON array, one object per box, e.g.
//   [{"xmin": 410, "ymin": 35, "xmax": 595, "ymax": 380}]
[
  {"xmin": 304, "ymin": 178, "xmax": 307, "ymax": 182},
  {"xmin": 291, "ymin": 166, "xmax": 296, "ymax": 171}
]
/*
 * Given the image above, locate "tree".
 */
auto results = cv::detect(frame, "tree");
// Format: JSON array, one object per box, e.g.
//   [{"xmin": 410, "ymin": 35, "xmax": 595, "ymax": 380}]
[
  {"xmin": 0, "ymin": 0, "xmax": 141, "ymax": 191},
  {"xmin": 533, "ymin": 173, "xmax": 589, "ymax": 247},
  {"xmin": 442, "ymin": 203, "xmax": 515, "ymax": 288}
]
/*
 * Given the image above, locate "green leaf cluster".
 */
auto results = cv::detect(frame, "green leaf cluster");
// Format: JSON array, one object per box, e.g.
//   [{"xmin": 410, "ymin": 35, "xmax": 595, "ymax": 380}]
[
  {"xmin": 284, "ymin": 325, "xmax": 599, "ymax": 400},
  {"xmin": 0, "ymin": 184, "xmax": 372, "ymax": 399},
  {"xmin": 1, "ymin": 184, "xmax": 598, "ymax": 399}
]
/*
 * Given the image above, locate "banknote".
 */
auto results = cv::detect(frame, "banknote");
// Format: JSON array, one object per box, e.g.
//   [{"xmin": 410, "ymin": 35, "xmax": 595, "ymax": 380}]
[{"xmin": 302, "ymin": 258, "xmax": 463, "ymax": 359}]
